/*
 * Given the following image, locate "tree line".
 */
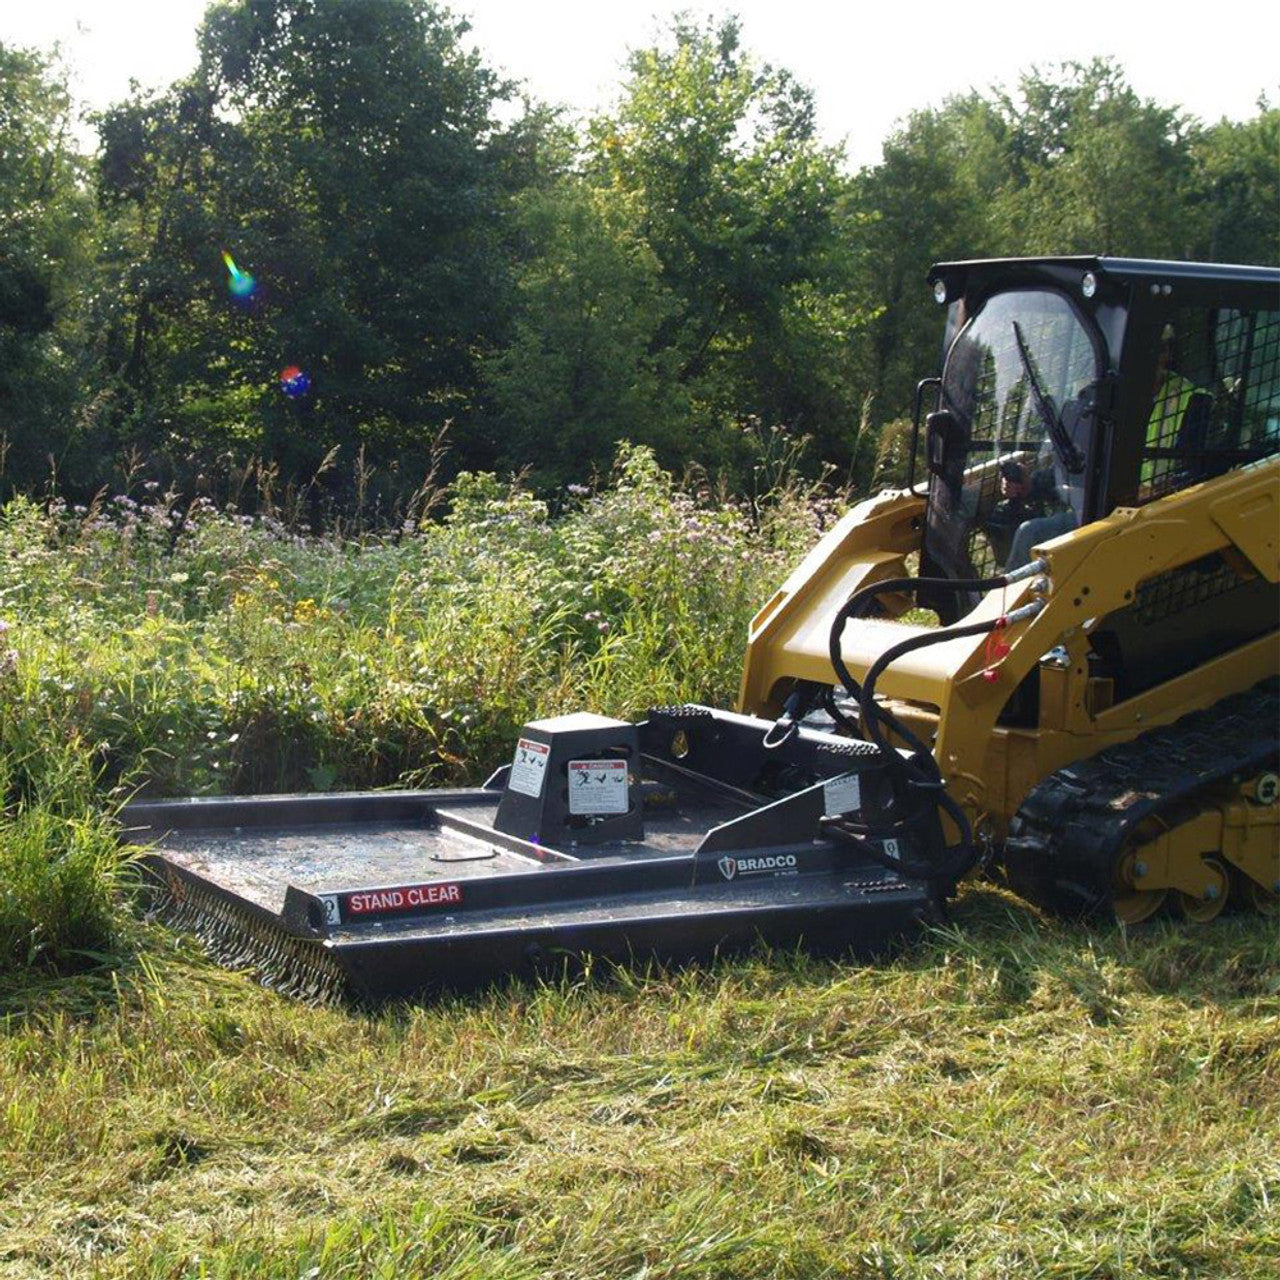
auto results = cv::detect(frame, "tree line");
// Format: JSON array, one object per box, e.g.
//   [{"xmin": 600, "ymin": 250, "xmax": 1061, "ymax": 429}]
[{"xmin": 1, "ymin": 2, "xmax": 1276, "ymax": 509}]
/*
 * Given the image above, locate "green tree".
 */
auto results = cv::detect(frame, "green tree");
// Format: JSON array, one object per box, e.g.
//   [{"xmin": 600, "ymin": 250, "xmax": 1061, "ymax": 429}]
[
  {"xmin": 583, "ymin": 17, "xmax": 868, "ymax": 474},
  {"xmin": 483, "ymin": 182, "xmax": 687, "ymax": 487},
  {"xmin": 96, "ymin": 0, "xmax": 544, "ymax": 495},
  {"xmin": 1191, "ymin": 102, "xmax": 1280, "ymax": 264},
  {"xmin": 0, "ymin": 44, "xmax": 97, "ymax": 490},
  {"xmin": 993, "ymin": 60, "xmax": 1197, "ymax": 257},
  {"xmin": 844, "ymin": 61, "xmax": 1268, "ymax": 424},
  {"xmin": 850, "ymin": 94, "xmax": 1003, "ymax": 419}
]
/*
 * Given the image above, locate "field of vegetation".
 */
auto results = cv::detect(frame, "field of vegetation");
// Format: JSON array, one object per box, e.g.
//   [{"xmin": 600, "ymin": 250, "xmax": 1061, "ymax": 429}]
[
  {"xmin": 2, "ymin": 1, "xmax": 1277, "ymax": 1272},
  {"xmin": 0, "ymin": 453, "xmax": 1277, "ymax": 1278}
]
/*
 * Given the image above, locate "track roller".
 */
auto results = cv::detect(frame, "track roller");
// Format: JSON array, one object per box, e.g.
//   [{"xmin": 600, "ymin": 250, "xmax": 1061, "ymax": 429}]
[
  {"xmin": 1174, "ymin": 856, "xmax": 1229, "ymax": 923},
  {"xmin": 1003, "ymin": 684, "xmax": 1279, "ymax": 925},
  {"xmin": 1113, "ymin": 849, "xmax": 1168, "ymax": 925}
]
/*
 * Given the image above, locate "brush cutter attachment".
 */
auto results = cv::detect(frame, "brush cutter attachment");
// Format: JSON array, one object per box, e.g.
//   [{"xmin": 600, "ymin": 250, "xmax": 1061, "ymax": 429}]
[{"xmin": 126, "ymin": 706, "xmax": 942, "ymax": 1003}]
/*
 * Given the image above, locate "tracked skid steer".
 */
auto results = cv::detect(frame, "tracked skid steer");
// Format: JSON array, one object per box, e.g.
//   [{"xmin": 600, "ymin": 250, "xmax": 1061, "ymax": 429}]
[{"xmin": 127, "ymin": 257, "xmax": 1280, "ymax": 1001}]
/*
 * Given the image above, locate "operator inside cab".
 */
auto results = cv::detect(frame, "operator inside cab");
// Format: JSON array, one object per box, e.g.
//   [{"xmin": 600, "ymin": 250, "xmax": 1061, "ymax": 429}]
[
  {"xmin": 1141, "ymin": 322, "xmax": 1213, "ymax": 494},
  {"xmin": 1001, "ymin": 456, "xmax": 1079, "ymax": 571},
  {"xmin": 985, "ymin": 460, "xmax": 1052, "ymax": 567}
]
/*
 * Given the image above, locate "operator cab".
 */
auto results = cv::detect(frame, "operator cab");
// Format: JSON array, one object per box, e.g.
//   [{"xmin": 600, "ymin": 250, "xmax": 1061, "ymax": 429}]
[{"xmin": 915, "ymin": 257, "xmax": 1280, "ymax": 624}]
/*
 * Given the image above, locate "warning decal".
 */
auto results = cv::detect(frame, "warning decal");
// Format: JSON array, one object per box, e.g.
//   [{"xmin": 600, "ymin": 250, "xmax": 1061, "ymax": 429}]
[
  {"xmin": 568, "ymin": 758, "xmax": 629, "ymax": 815},
  {"xmin": 823, "ymin": 772, "xmax": 862, "ymax": 818},
  {"xmin": 509, "ymin": 737, "xmax": 550, "ymax": 797},
  {"xmin": 333, "ymin": 881, "xmax": 464, "ymax": 923}
]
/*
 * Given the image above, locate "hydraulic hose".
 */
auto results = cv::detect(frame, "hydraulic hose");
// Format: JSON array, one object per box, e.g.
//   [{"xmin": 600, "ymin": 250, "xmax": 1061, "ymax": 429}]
[
  {"xmin": 823, "ymin": 562, "xmax": 1045, "ymax": 884},
  {"xmin": 854, "ymin": 601, "xmax": 1043, "ymax": 877},
  {"xmin": 765, "ymin": 561, "xmax": 1043, "ymax": 754},
  {"xmin": 828, "ymin": 559, "xmax": 1045, "ymax": 710},
  {"xmin": 857, "ymin": 601, "xmax": 1044, "ymax": 761}
]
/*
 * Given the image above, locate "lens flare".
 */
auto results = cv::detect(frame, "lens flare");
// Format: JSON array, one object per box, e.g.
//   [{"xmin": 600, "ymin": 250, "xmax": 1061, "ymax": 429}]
[
  {"xmin": 222, "ymin": 249, "xmax": 257, "ymax": 299},
  {"xmin": 279, "ymin": 365, "xmax": 312, "ymax": 399}
]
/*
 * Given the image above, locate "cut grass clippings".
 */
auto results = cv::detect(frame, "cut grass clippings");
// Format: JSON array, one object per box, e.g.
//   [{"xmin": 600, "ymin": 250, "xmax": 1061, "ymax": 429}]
[{"xmin": 1, "ymin": 894, "xmax": 1277, "ymax": 1278}]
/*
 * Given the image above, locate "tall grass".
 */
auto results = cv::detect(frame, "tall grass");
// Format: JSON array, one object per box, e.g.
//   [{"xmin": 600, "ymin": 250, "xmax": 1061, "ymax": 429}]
[{"xmin": 0, "ymin": 445, "xmax": 835, "ymax": 976}]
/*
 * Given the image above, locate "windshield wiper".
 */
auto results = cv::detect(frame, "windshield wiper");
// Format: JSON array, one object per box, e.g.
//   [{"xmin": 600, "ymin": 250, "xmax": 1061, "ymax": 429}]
[{"xmin": 1012, "ymin": 321, "xmax": 1086, "ymax": 474}]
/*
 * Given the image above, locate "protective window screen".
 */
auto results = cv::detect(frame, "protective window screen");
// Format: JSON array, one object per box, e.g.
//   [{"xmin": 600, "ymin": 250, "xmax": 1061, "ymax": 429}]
[{"xmin": 1140, "ymin": 307, "xmax": 1280, "ymax": 500}]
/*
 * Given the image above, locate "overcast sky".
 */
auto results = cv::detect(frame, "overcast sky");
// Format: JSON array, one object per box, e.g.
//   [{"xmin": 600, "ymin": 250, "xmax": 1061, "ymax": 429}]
[{"xmin": 5, "ymin": 0, "xmax": 1276, "ymax": 168}]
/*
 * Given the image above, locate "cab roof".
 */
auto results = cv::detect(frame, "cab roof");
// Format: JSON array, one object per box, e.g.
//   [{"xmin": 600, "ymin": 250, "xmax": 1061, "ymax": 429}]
[
  {"xmin": 927, "ymin": 257, "xmax": 1279, "ymax": 316},
  {"xmin": 928, "ymin": 255, "xmax": 1279, "ymax": 290}
]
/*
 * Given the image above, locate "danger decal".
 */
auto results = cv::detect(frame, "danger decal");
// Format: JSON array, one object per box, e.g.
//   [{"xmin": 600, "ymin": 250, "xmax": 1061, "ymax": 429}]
[
  {"xmin": 508, "ymin": 738, "xmax": 550, "ymax": 797},
  {"xmin": 567, "ymin": 758, "xmax": 629, "ymax": 815}
]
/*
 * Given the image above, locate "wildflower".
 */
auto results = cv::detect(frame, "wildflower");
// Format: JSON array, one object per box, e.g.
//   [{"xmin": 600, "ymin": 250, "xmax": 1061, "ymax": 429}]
[
  {"xmin": 0, "ymin": 650, "xmax": 17, "ymax": 676},
  {"xmin": 567, "ymin": 483, "xmax": 590, "ymax": 496}
]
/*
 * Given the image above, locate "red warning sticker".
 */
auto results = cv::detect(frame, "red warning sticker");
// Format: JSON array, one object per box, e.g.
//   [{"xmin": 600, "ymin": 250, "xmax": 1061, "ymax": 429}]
[
  {"xmin": 343, "ymin": 882, "xmax": 463, "ymax": 917},
  {"xmin": 568, "ymin": 758, "xmax": 629, "ymax": 815},
  {"xmin": 509, "ymin": 737, "xmax": 550, "ymax": 797}
]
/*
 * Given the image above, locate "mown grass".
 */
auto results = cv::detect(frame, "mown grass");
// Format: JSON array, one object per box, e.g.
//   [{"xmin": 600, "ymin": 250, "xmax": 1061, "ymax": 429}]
[
  {"xmin": 0, "ymin": 448, "xmax": 1277, "ymax": 1277},
  {"xmin": 1, "ymin": 897, "xmax": 1277, "ymax": 1278}
]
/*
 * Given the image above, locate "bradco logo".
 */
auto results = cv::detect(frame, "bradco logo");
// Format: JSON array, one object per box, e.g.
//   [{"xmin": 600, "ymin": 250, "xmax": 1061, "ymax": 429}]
[{"xmin": 717, "ymin": 853, "xmax": 798, "ymax": 881}]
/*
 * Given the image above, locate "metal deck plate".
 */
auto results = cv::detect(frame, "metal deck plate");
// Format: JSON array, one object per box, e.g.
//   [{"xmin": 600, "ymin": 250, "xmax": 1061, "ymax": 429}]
[
  {"xmin": 127, "ymin": 780, "xmax": 751, "ymax": 917},
  {"xmin": 148, "ymin": 817, "xmax": 532, "ymax": 915}
]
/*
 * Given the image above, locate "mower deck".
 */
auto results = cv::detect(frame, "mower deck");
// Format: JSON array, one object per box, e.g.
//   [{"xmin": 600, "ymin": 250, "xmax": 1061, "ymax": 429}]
[{"xmin": 124, "ymin": 708, "xmax": 934, "ymax": 1002}]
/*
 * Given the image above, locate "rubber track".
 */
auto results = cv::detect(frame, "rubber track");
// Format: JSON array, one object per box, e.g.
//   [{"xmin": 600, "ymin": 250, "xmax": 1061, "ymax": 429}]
[{"xmin": 1003, "ymin": 682, "xmax": 1279, "ymax": 918}]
